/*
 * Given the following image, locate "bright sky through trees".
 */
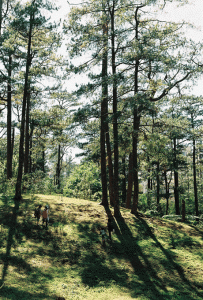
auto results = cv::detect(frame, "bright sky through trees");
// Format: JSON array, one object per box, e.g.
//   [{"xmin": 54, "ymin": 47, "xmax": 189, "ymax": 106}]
[
  {"xmin": 50, "ymin": 0, "xmax": 203, "ymax": 162},
  {"xmin": 54, "ymin": 0, "xmax": 203, "ymax": 91}
]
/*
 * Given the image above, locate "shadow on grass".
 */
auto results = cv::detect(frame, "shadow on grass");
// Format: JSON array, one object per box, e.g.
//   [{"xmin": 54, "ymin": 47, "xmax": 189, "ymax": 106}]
[
  {"xmin": 73, "ymin": 209, "xmax": 166, "ymax": 299},
  {"xmin": 0, "ymin": 197, "xmax": 20, "ymax": 286},
  {"xmin": 114, "ymin": 213, "xmax": 203, "ymax": 299},
  {"xmin": 72, "ymin": 220, "xmax": 131, "ymax": 289},
  {"xmin": 0, "ymin": 196, "xmax": 57, "ymax": 300},
  {"xmin": 0, "ymin": 254, "xmax": 55, "ymax": 300},
  {"xmin": 0, "ymin": 285, "xmax": 56, "ymax": 300}
]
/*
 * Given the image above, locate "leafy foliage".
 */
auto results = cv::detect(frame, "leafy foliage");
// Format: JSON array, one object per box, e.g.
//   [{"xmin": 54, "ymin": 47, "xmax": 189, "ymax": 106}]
[{"xmin": 64, "ymin": 161, "xmax": 102, "ymax": 201}]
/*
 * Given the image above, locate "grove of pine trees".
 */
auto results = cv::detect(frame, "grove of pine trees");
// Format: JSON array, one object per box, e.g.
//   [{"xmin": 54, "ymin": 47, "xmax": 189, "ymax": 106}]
[{"xmin": 1, "ymin": 0, "xmax": 203, "ymax": 219}]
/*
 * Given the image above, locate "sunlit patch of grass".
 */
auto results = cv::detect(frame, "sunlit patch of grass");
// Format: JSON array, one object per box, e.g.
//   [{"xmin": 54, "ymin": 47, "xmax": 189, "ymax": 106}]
[{"xmin": 0, "ymin": 194, "xmax": 203, "ymax": 299}]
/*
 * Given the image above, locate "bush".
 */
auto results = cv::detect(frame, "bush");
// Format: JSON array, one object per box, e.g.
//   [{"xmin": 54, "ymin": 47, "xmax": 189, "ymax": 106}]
[{"xmin": 64, "ymin": 161, "xmax": 102, "ymax": 201}]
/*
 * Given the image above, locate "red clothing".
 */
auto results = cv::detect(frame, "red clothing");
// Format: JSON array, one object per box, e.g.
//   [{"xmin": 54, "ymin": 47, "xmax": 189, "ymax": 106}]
[{"xmin": 43, "ymin": 209, "xmax": 48, "ymax": 219}]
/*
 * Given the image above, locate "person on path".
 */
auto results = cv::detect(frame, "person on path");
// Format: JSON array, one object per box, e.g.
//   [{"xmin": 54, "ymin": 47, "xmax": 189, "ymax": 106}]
[
  {"xmin": 107, "ymin": 217, "xmax": 114, "ymax": 241},
  {"xmin": 35, "ymin": 205, "xmax": 42, "ymax": 226},
  {"xmin": 42, "ymin": 205, "xmax": 49, "ymax": 227},
  {"xmin": 100, "ymin": 227, "xmax": 107, "ymax": 246}
]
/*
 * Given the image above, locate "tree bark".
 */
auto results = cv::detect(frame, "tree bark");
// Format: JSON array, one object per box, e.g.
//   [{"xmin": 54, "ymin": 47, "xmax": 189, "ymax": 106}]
[
  {"xmin": 110, "ymin": 1, "xmax": 120, "ymax": 217},
  {"xmin": 24, "ymin": 88, "xmax": 30, "ymax": 174},
  {"xmin": 15, "ymin": 10, "xmax": 33, "ymax": 200},
  {"xmin": 173, "ymin": 137, "xmax": 180, "ymax": 215},
  {"xmin": 0, "ymin": 0, "xmax": 3, "ymax": 38},
  {"xmin": 7, "ymin": 55, "xmax": 12, "ymax": 179},
  {"xmin": 131, "ymin": 109, "xmax": 140, "ymax": 214},
  {"xmin": 100, "ymin": 15, "xmax": 108, "ymax": 207},
  {"xmin": 11, "ymin": 127, "xmax": 15, "ymax": 159},
  {"xmin": 156, "ymin": 161, "xmax": 160, "ymax": 206},
  {"xmin": 56, "ymin": 144, "xmax": 61, "ymax": 188},
  {"xmin": 126, "ymin": 152, "xmax": 133, "ymax": 208},
  {"xmin": 131, "ymin": 8, "xmax": 140, "ymax": 215},
  {"xmin": 192, "ymin": 119, "xmax": 199, "ymax": 216},
  {"xmin": 164, "ymin": 170, "xmax": 170, "ymax": 215},
  {"xmin": 121, "ymin": 156, "xmax": 126, "ymax": 204},
  {"xmin": 28, "ymin": 123, "xmax": 34, "ymax": 173},
  {"xmin": 106, "ymin": 131, "xmax": 115, "ymax": 206}
]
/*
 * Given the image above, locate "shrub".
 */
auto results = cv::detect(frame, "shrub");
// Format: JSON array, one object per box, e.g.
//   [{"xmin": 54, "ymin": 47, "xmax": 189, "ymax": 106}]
[{"xmin": 64, "ymin": 161, "xmax": 102, "ymax": 201}]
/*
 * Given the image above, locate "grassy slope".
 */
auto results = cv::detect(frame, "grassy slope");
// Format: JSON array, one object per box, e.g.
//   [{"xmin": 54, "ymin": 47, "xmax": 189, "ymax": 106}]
[{"xmin": 0, "ymin": 194, "xmax": 203, "ymax": 300}]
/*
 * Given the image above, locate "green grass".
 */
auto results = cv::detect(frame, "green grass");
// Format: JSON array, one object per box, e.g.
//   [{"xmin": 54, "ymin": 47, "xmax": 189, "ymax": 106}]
[{"xmin": 0, "ymin": 194, "xmax": 203, "ymax": 300}]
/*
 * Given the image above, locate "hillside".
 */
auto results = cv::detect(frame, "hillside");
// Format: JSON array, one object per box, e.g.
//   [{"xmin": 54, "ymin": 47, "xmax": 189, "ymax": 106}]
[{"xmin": 0, "ymin": 194, "xmax": 203, "ymax": 300}]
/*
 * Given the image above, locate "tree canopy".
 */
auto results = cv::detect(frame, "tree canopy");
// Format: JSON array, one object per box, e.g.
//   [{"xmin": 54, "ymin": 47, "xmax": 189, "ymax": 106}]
[{"xmin": 0, "ymin": 0, "xmax": 203, "ymax": 217}]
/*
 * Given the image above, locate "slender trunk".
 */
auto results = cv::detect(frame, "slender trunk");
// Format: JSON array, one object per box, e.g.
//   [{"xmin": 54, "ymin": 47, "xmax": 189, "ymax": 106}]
[
  {"xmin": 147, "ymin": 156, "xmax": 152, "ymax": 207},
  {"xmin": 56, "ymin": 144, "xmax": 61, "ymax": 188},
  {"xmin": 24, "ymin": 88, "xmax": 30, "ymax": 174},
  {"xmin": 106, "ymin": 131, "xmax": 115, "ymax": 206},
  {"xmin": 156, "ymin": 161, "xmax": 160, "ymax": 206},
  {"xmin": 131, "ymin": 8, "xmax": 140, "ymax": 215},
  {"xmin": 29, "ymin": 124, "xmax": 34, "ymax": 173},
  {"xmin": 192, "ymin": 118, "xmax": 198, "ymax": 216},
  {"xmin": 126, "ymin": 152, "xmax": 133, "ymax": 208},
  {"xmin": 7, "ymin": 55, "xmax": 12, "ymax": 179},
  {"xmin": 121, "ymin": 156, "xmax": 126, "ymax": 204},
  {"xmin": 110, "ymin": 2, "xmax": 120, "ymax": 217},
  {"xmin": 131, "ymin": 109, "xmax": 140, "ymax": 214},
  {"xmin": 15, "ymin": 11, "xmax": 33, "ymax": 200},
  {"xmin": 164, "ymin": 170, "xmax": 169, "ymax": 215},
  {"xmin": 100, "ymin": 16, "xmax": 108, "ymax": 207},
  {"xmin": 147, "ymin": 156, "xmax": 151, "ymax": 190},
  {"xmin": 173, "ymin": 137, "xmax": 180, "ymax": 215},
  {"xmin": 0, "ymin": 0, "xmax": 3, "ymax": 38},
  {"xmin": 11, "ymin": 127, "xmax": 15, "ymax": 159}
]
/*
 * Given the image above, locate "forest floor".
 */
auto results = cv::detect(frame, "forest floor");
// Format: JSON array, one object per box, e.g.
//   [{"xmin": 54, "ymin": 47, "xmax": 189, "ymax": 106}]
[{"xmin": 0, "ymin": 194, "xmax": 203, "ymax": 300}]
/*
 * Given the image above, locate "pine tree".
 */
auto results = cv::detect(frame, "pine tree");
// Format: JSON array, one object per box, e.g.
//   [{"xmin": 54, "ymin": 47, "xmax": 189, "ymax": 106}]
[{"xmin": 12, "ymin": 0, "xmax": 60, "ymax": 200}]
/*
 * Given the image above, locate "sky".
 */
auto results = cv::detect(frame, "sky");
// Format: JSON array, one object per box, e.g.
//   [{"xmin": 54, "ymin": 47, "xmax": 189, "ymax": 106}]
[
  {"xmin": 54, "ymin": 0, "xmax": 203, "ymax": 92},
  {"xmin": 52, "ymin": 0, "xmax": 203, "ymax": 162},
  {"xmin": 54, "ymin": 0, "xmax": 203, "ymax": 36}
]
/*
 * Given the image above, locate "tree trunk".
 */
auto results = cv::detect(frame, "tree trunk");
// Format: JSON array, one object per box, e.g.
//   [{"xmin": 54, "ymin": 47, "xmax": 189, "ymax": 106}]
[
  {"xmin": 156, "ymin": 161, "xmax": 160, "ymax": 206},
  {"xmin": 131, "ymin": 8, "xmax": 140, "ymax": 215},
  {"xmin": 164, "ymin": 170, "xmax": 169, "ymax": 215},
  {"xmin": 126, "ymin": 152, "xmax": 133, "ymax": 208},
  {"xmin": 0, "ymin": 0, "xmax": 3, "ymax": 38},
  {"xmin": 28, "ymin": 124, "xmax": 34, "ymax": 173},
  {"xmin": 56, "ymin": 144, "xmax": 61, "ymax": 188},
  {"xmin": 15, "ymin": 11, "xmax": 33, "ymax": 200},
  {"xmin": 110, "ymin": 2, "xmax": 120, "ymax": 217},
  {"xmin": 106, "ymin": 131, "xmax": 115, "ymax": 206},
  {"xmin": 100, "ymin": 15, "xmax": 108, "ymax": 207},
  {"xmin": 192, "ymin": 129, "xmax": 199, "ymax": 216},
  {"xmin": 173, "ymin": 137, "xmax": 180, "ymax": 215},
  {"xmin": 11, "ymin": 127, "xmax": 15, "ymax": 159},
  {"xmin": 7, "ymin": 55, "xmax": 12, "ymax": 179},
  {"xmin": 24, "ymin": 88, "xmax": 30, "ymax": 174},
  {"xmin": 147, "ymin": 156, "xmax": 151, "ymax": 190},
  {"xmin": 121, "ymin": 156, "xmax": 126, "ymax": 205},
  {"xmin": 131, "ymin": 109, "xmax": 140, "ymax": 215}
]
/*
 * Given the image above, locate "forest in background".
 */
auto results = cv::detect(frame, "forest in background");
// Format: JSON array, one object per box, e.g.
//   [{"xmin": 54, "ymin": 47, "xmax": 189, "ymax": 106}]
[{"xmin": 1, "ymin": 0, "xmax": 203, "ymax": 219}]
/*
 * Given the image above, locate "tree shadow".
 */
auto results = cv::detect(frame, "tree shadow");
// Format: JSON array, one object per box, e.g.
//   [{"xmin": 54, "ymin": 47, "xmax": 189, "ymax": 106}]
[
  {"xmin": 114, "ymin": 212, "xmax": 203, "ymax": 299},
  {"xmin": 0, "ymin": 286, "xmax": 56, "ymax": 300},
  {"xmin": 74, "ymin": 220, "xmax": 131, "ymax": 290},
  {"xmin": 74, "ymin": 207, "xmax": 167, "ymax": 299},
  {"xmin": 107, "ymin": 212, "xmax": 166, "ymax": 299},
  {"xmin": 0, "ymin": 198, "xmax": 20, "ymax": 286},
  {"xmin": 187, "ymin": 224, "xmax": 203, "ymax": 240},
  {"xmin": 0, "ymin": 196, "xmax": 56, "ymax": 299}
]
